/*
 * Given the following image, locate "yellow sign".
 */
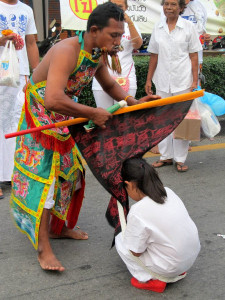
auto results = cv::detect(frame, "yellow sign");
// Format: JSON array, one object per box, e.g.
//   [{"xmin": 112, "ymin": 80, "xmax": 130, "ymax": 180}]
[{"xmin": 69, "ymin": 0, "xmax": 98, "ymax": 20}]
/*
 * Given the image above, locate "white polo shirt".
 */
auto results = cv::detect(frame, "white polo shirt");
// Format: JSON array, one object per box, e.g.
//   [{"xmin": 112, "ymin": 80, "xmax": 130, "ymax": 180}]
[{"xmin": 147, "ymin": 16, "xmax": 202, "ymax": 93}]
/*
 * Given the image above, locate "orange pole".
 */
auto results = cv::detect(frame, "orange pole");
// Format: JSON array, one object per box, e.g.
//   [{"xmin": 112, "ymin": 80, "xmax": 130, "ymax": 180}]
[
  {"xmin": 55, "ymin": 89, "xmax": 204, "ymax": 127},
  {"xmin": 113, "ymin": 89, "xmax": 204, "ymax": 115},
  {"xmin": 5, "ymin": 89, "xmax": 204, "ymax": 139}
]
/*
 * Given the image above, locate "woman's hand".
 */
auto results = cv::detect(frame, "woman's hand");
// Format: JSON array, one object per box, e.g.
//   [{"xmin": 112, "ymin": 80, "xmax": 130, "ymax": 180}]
[
  {"xmin": 190, "ymin": 81, "xmax": 198, "ymax": 91},
  {"xmin": 124, "ymin": 13, "xmax": 131, "ymax": 24},
  {"xmin": 203, "ymin": 33, "xmax": 211, "ymax": 43},
  {"xmin": 145, "ymin": 81, "xmax": 153, "ymax": 95}
]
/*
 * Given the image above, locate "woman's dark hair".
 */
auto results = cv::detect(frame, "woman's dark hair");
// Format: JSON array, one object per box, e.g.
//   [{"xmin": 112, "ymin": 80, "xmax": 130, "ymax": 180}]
[
  {"xmin": 121, "ymin": 157, "xmax": 167, "ymax": 204},
  {"xmin": 87, "ymin": 2, "xmax": 125, "ymax": 32},
  {"xmin": 161, "ymin": 0, "xmax": 187, "ymax": 14}
]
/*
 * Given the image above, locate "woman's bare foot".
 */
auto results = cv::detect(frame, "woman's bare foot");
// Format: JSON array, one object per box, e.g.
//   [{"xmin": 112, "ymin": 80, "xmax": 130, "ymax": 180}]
[
  {"xmin": 150, "ymin": 145, "xmax": 160, "ymax": 154},
  {"xmin": 38, "ymin": 249, "xmax": 65, "ymax": 272},
  {"xmin": 49, "ymin": 225, "xmax": 88, "ymax": 240}
]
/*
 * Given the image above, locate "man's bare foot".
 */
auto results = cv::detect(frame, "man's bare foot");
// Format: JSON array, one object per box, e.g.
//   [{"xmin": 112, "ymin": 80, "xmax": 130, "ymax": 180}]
[
  {"xmin": 49, "ymin": 225, "xmax": 88, "ymax": 240},
  {"xmin": 38, "ymin": 250, "xmax": 65, "ymax": 272},
  {"xmin": 150, "ymin": 145, "xmax": 160, "ymax": 154},
  {"xmin": 38, "ymin": 208, "xmax": 65, "ymax": 271}
]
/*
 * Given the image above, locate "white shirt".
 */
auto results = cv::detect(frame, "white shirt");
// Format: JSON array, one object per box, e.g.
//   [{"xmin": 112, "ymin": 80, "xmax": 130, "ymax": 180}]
[
  {"xmin": 124, "ymin": 188, "xmax": 200, "ymax": 277},
  {"xmin": 0, "ymin": 0, "xmax": 37, "ymax": 75},
  {"xmin": 181, "ymin": 0, "xmax": 207, "ymax": 36},
  {"xmin": 160, "ymin": 0, "xmax": 207, "ymax": 36},
  {"xmin": 92, "ymin": 22, "xmax": 142, "ymax": 90},
  {"xmin": 147, "ymin": 16, "xmax": 202, "ymax": 93},
  {"xmin": 181, "ymin": 0, "xmax": 207, "ymax": 63}
]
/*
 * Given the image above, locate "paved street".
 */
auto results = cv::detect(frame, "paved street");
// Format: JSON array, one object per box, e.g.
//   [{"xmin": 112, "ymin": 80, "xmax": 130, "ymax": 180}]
[{"xmin": 0, "ymin": 131, "xmax": 225, "ymax": 300}]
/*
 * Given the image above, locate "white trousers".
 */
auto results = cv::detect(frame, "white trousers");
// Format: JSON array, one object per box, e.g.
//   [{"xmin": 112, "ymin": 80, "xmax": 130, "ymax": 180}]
[
  {"xmin": 115, "ymin": 232, "xmax": 152, "ymax": 282},
  {"xmin": 157, "ymin": 89, "xmax": 190, "ymax": 164},
  {"xmin": 0, "ymin": 75, "xmax": 26, "ymax": 181},
  {"xmin": 93, "ymin": 88, "xmax": 136, "ymax": 109}
]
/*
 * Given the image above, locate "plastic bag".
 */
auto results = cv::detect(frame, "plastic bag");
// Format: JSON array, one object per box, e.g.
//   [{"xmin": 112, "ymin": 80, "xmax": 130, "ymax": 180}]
[
  {"xmin": 199, "ymin": 91, "xmax": 225, "ymax": 117},
  {"xmin": 0, "ymin": 40, "xmax": 20, "ymax": 88},
  {"xmin": 196, "ymin": 98, "xmax": 221, "ymax": 138}
]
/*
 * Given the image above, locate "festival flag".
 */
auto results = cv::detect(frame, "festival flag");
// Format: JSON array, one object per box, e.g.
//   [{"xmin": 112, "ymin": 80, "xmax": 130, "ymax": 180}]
[{"xmin": 69, "ymin": 100, "xmax": 193, "ymax": 236}]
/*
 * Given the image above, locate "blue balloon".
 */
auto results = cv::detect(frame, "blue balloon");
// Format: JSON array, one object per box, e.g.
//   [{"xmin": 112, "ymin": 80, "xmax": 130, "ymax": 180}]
[{"xmin": 199, "ymin": 91, "xmax": 225, "ymax": 116}]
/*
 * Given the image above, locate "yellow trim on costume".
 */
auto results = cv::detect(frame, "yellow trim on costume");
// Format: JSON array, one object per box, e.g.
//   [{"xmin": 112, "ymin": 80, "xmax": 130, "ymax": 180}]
[
  {"xmin": 50, "ymin": 146, "xmax": 84, "ymax": 220},
  {"xmin": 14, "ymin": 161, "xmax": 54, "ymax": 184},
  {"xmin": 10, "ymin": 198, "xmax": 38, "ymax": 249},
  {"xmin": 10, "ymin": 171, "xmax": 53, "ymax": 250},
  {"xmin": 33, "ymin": 182, "xmax": 52, "ymax": 247},
  {"xmin": 11, "ymin": 194, "xmax": 39, "ymax": 218},
  {"xmin": 26, "ymin": 81, "xmax": 46, "ymax": 105},
  {"xmin": 26, "ymin": 82, "xmax": 72, "ymax": 142},
  {"xmin": 17, "ymin": 105, "xmax": 25, "ymax": 131},
  {"xmin": 14, "ymin": 151, "xmax": 57, "ymax": 185},
  {"xmin": 76, "ymin": 49, "xmax": 99, "ymax": 72},
  {"xmin": 51, "ymin": 171, "xmax": 79, "ymax": 220}
]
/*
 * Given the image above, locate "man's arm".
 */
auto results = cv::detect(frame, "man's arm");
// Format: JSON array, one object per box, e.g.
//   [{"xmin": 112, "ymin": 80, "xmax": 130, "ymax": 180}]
[
  {"xmin": 42, "ymin": 42, "xmax": 112, "ymax": 129},
  {"xmin": 145, "ymin": 53, "xmax": 158, "ymax": 95},
  {"xmin": 189, "ymin": 52, "xmax": 198, "ymax": 91},
  {"xmin": 25, "ymin": 34, "xmax": 39, "ymax": 71}
]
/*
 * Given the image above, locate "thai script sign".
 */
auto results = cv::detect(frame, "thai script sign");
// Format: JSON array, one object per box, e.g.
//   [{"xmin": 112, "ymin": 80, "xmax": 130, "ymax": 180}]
[{"xmin": 60, "ymin": 0, "xmax": 225, "ymax": 35}]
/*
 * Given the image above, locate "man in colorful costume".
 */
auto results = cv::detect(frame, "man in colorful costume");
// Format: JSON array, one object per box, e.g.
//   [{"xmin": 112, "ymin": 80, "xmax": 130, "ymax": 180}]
[{"xmin": 10, "ymin": 2, "xmax": 160, "ymax": 272}]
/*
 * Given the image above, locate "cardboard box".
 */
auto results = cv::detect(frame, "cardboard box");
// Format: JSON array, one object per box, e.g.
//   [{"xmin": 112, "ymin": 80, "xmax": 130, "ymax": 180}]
[{"xmin": 174, "ymin": 110, "xmax": 201, "ymax": 141}]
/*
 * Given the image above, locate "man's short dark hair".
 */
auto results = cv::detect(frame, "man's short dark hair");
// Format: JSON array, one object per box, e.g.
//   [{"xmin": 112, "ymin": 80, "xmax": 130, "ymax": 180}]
[{"xmin": 87, "ymin": 2, "xmax": 125, "ymax": 32}]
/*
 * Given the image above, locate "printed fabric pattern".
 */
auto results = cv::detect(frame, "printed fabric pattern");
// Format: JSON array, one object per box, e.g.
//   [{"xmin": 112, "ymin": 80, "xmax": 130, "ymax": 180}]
[
  {"xmin": 10, "ymin": 48, "xmax": 99, "ymax": 249},
  {"xmin": 69, "ymin": 100, "xmax": 193, "ymax": 244}
]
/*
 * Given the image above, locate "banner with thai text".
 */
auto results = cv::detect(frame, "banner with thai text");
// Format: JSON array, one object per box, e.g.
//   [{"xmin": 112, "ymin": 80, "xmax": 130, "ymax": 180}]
[{"xmin": 60, "ymin": 0, "xmax": 225, "ymax": 35}]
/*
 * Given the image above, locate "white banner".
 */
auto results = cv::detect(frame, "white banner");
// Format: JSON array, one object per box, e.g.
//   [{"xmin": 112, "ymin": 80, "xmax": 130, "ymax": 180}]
[{"xmin": 60, "ymin": 0, "xmax": 225, "ymax": 35}]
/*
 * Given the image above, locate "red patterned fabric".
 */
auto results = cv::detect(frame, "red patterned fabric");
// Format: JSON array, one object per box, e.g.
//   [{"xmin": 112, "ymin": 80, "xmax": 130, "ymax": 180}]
[{"xmin": 69, "ymin": 101, "xmax": 192, "ymax": 235}]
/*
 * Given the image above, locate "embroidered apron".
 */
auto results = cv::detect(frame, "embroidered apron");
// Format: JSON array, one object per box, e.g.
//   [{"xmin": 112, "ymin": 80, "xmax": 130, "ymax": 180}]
[{"xmin": 10, "ymin": 39, "xmax": 100, "ymax": 249}]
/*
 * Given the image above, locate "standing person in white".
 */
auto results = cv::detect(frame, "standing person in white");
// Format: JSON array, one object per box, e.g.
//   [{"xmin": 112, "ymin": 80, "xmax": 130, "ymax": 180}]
[
  {"xmin": 145, "ymin": 0, "xmax": 202, "ymax": 172},
  {"xmin": 181, "ymin": 0, "xmax": 209, "ymax": 65},
  {"xmin": 115, "ymin": 157, "xmax": 200, "ymax": 293},
  {"xmin": 92, "ymin": 0, "xmax": 143, "ymax": 109},
  {"xmin": 0, "ymin": 0, "xmax": 39, "ymax": 198},
  {"xmin": 150, "ymin": 0, "xmax": 209, "ymax": 155}
]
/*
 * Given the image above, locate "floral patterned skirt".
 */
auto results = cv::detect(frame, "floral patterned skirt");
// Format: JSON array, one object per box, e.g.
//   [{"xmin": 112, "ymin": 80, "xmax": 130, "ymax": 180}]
[{"xmin": 10, "ymin": 81, "xmax": 85, "ymax": 249}]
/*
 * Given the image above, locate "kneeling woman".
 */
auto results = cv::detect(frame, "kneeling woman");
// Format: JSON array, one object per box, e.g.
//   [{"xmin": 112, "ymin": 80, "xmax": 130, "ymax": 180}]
[{"xmin": 115, "ymin": 157, "xmax": 200, "ymax": 293}]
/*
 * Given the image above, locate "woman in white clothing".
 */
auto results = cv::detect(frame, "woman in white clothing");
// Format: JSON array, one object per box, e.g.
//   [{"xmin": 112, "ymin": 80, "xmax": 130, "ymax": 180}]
[
  {"xmin": 0, "ymin": 0, "xmax": 39, "ymax": 199},
  {"xmin": 145, "ymin": 0, "xmax": 202, "ymax": 172},
  {"xmin": 115, "ymin": 157, "xmax": 200, "ymax": 293},
  {"xmin": 92, "ymin": 0, "xmax": 143, "ymax": 109}
]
